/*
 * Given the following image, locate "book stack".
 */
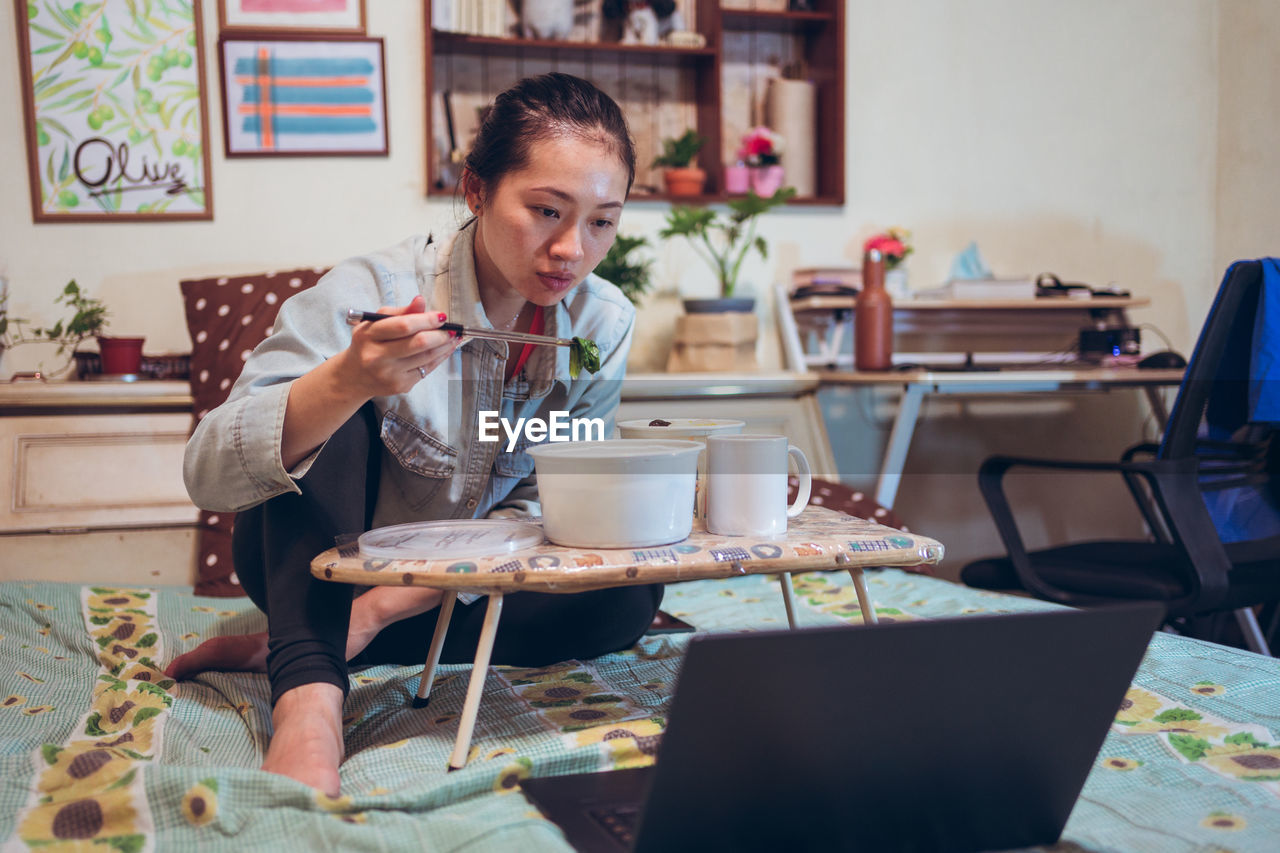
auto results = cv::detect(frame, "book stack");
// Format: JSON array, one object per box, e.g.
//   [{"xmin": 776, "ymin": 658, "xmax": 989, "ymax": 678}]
[
  {"xmin": 920, "ymin": 278, "xmax": 1037, "ymax": 300},
  {"xmin": 790, "ymin": 267, "xmax": 860, "ymax": 296}
]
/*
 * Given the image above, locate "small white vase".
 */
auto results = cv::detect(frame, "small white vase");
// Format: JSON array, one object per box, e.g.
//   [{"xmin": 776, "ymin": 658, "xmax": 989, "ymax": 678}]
[
  {"xmin": 520, "ymin": 0, "xmax": 573, "ymax": 40},
  {"xmin": 885, "ymin": 267, "xmax": 909, "ymax": 299}
]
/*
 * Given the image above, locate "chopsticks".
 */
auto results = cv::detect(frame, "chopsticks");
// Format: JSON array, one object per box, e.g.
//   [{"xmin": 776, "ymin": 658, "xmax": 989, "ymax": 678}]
[{"xmin": 344, "ymin": 309, "xmax": 574, "ymax": 348}]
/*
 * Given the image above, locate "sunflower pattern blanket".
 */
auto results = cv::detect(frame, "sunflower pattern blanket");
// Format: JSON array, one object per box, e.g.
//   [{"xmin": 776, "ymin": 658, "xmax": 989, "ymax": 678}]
[{"xmin": 1, "ymin": 570, "xmax": 1278, "ymax": 852}]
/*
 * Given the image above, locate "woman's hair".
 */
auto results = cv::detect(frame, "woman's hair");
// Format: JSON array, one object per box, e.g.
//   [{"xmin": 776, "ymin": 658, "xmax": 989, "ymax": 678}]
[{"xmin": 463, "ymin": 72, "xmax": 636, "ymax": 198}]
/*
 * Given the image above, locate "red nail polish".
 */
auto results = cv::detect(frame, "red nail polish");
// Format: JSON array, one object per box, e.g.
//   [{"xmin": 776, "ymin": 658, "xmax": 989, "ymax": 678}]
[
  {"xmin": 437, "ymin": 312, "xmax": 447, "ymax": 322},
  {"xmin": 448, "ymin": 330, "xmax": 458, "ymax": 338}
]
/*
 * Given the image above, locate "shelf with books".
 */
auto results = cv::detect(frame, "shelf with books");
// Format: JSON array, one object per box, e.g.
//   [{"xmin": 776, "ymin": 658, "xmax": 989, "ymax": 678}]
[
  {"xmin": 721, "ymin": 9, "xmax": 836, "ymax": 32},
  {"xmin": 423, "ymin": 0, "xmax": 844, "ymax": 205},
  {"xmin": 432, "ymin": 31, "xmax": 717, "ymax": 60}
]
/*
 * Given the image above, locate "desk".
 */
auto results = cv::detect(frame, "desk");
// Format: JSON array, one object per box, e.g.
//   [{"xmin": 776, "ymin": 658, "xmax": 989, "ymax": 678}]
[
  {"xmin": 312, "ymin": 506, "xmax": 943, "ymax": 769},
  {"xmin": 816, "ymin": 367, "xmax": 1185, "ymax": 508},
  {"xmin": 782, "ymin": 291, "xmax": 1152, "ymax": 371}
]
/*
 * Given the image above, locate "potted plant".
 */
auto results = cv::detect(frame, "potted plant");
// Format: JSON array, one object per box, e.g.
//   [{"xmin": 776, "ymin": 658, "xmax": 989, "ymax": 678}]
[
  {"xmin": 0, "ymin": 287, "xmax": 13, "ymax": 375},
  {"xmin": 659, "ymin": 186, "xmax": 797, "ymax": 312},
  {"xmin": 594, "ymin": 233, "xmax": 655, "ymax": 306},
  {"xmin": 738, "ymin": 126, "xmax": 786, "ymax": 196},
  {"xmin": 19, "ymin": 281, "xmax": 144, "ymax": 377},
  {"xmin": 652, "ymin": 128, "xmax": 707, "ymax": 197}
]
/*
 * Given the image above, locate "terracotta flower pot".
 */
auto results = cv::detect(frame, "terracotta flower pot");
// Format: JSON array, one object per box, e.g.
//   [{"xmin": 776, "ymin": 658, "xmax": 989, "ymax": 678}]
[
  {"xmin": 97, "ymin": 335, "xmax": 145, "ymax": 376},
  {"xmin": 663, "ymin": 166, "xmax": 707, "ymax": 197}
]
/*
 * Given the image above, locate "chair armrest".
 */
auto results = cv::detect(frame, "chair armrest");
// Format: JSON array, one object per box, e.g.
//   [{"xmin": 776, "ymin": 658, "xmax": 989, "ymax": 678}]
[
  {"xmin": 976, "ymin": 455, "xmax": 1168, "ymax": 605},
  {"xmin": 978, "ymin": 454, "xmax": 1234, "ymax": 612},
  {"xmin": 1122, "ymin": 442, "xmax": 1160, "ymax": 462},
  {"xmin": 1120, "ymin": 443, "xmax": 1169, "ymax": 541},
  {"xmin": 980, "ymin": 454, "xmax": 1168, "ymax": 478}
]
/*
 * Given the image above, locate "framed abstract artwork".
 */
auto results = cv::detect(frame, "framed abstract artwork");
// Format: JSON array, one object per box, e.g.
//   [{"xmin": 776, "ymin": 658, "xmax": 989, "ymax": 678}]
[
  {"xmin": 13, "ymin": 0, "xmax": 213, "ymax": 222},
  {"xmin": 218, "ymin": 36, "xmax": 388, "ymax": 156},
  {"xmin": 218, "ymin": 0, "xmax": 366, "ymax": 35}
]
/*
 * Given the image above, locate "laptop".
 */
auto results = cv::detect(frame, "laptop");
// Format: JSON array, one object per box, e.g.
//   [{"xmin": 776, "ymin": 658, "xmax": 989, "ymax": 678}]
[{"xmin": 521, "ymin": 603, "xmax": 1165, "ymax": 853}]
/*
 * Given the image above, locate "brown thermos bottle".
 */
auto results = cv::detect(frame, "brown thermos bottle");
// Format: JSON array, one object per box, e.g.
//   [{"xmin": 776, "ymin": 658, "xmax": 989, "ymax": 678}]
[{"xmin": 855, "ymin": 248, "xmax": 894, "ymax": 370}]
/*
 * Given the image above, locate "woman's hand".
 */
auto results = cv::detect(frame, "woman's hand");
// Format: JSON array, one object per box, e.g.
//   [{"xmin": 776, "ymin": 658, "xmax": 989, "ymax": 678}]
[
  {"xmin": 337, "ymin": 295, "xmax": 459, "ymax": 397},
  {"xmin": 280, "ymin": 295, "xmax": 459, "ymax": 470}
]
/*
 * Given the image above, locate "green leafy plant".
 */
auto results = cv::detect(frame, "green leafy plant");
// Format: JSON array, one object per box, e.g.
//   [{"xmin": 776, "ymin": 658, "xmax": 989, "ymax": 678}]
[
  {"xmin": 658, "ymin": 186, "xmax": 797, "ymax": 298},
  {"xmin": 0, "ymin": 289, "xmax": 13, "ymax": 349},
  {"xmin": 0, "ymin": 280, "xmax": 109, "ymax": 376},
  {"xmin": 33, "ymin": 279, "xmax": 110, "ymax": 355},
  {"xmin": 651, "ymin": 129, "xmax": 706, "ymax": 169},
  {"xmin": 594, "ymin": 234, "xmax": 654, "ymax": 306}
]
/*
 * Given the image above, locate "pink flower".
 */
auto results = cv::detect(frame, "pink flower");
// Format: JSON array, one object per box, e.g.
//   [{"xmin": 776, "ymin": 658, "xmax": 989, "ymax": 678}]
[
  {"xmin": 862, "ymin": 228, "xmax": 914, "ymax": 269},
  {"xmin": 739, "ymin": 126, "xmax": 784, "ymax": 167},
  {"xmin": 864, "ymin": 236, "xmax": 905, "ymax": 258}
]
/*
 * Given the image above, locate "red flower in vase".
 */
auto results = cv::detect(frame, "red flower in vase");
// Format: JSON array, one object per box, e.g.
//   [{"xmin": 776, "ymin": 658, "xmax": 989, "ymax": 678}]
[{"xmin": 862, "ymin": 228, "xmax": 913, "ymax": 269}]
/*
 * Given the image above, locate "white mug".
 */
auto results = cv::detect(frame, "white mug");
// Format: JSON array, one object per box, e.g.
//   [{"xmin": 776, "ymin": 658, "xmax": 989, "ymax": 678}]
[{"xmin": 706, "ymin": 434, "xmax": 812, "ymax": 537}]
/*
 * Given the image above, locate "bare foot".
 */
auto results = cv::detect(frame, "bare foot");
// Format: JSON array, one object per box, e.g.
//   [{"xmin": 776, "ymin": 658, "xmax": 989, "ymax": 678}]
[
  {"xmin": 164, "ymin": 632, "xmax": 268, "ymax": 680},
  {"xmin": 262, "ymin": 682, "xmax": 344, "ymax": 796}
]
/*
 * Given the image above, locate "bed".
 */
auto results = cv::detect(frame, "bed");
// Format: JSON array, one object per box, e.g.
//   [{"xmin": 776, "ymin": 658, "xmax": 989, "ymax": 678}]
[{"xmin": 3, "ymin": 569, "xmax": 1279, "ymax": 851}]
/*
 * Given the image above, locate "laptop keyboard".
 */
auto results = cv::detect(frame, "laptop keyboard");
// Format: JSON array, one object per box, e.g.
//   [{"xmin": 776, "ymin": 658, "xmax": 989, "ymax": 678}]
[{"xmin": 589, "ymin": 804, "xmax": 640, "ymax": 847}]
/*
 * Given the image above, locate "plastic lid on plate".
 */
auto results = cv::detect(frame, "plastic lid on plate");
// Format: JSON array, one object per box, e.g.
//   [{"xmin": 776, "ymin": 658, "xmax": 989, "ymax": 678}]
[{"xmin": 358, "ymin": 519, "xmax": 544, "ymax": 560}]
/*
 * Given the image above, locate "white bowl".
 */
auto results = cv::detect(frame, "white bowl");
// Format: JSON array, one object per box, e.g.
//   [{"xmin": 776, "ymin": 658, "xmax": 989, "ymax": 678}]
[
  {"xmin": 617, "ymin": 418, "xmax": 746, "ymax": 519},
  {"xmin": 616, "ymin": 417, "xmax": 746, "ymax": 439},
  {"xmin": 528, "ymin": 439, "xmax": 702, "ymax": 548}
]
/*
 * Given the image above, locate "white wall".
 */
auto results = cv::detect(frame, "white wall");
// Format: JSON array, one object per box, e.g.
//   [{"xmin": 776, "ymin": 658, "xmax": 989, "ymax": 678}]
[
  {"xmin": 3, "ymin": 1, "xmax": 1276, "ymax": 576},
  {"xmin": 1215, "ymin": 0, "xmax": 1280, "ymax": 277}
]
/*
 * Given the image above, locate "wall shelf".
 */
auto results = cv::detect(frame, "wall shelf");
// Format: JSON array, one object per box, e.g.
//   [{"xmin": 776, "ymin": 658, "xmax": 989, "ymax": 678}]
[{"xmin": 424, "ymin": 1, "xmax": 845, "ymax": 205}]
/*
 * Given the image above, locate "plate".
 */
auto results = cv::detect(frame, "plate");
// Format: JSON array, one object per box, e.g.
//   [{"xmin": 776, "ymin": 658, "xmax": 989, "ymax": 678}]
[{"xmin": 358, "ymin": 519, "xmax": 545, "ymax": 561}]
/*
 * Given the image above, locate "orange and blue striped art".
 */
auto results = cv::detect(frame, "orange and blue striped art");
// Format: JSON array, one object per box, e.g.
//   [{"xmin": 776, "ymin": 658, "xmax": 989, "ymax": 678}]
[{"xmin": 222, "ymin": 38, "xmax": 387, "ymax": 155}]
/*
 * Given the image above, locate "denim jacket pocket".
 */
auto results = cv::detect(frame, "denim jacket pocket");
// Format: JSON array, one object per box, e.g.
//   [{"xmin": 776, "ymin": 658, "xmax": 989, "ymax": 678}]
[
  {"xmin": 493, "ymin": 435, "xmax": 538, "ymax": 480},
  {"xmin": 381, "ymin": 410, "xmax": 457, "ymax": 510}
]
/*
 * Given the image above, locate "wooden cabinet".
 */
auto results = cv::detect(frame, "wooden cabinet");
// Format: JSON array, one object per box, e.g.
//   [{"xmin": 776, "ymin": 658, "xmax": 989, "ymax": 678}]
[
  {"xmin": 0, "ymin": 382, "xmax": 199, "ymax": 586},
  {"xmin": 424, "ymin": 1, "xmax": 844, "ymax": 204}
]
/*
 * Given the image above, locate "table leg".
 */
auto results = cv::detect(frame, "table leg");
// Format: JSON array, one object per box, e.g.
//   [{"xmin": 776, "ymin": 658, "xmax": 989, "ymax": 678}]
[
  {"xmin": 1143, "ymin": 385, "xmax": 1171, "ymax": 431},
  {"xmin": 413, "ymin": 590, "xmax": 458, "ymax": 709},
  {"xmin": 848, "ymin": 567, "xmax": 877, "ymax": 625},
  {"xmin": 448, "ymin": 592, "xmax": 504, "ymax": 771},
  {"xmin": 875, "ymin": 383, "xmax": 925, "ymax": 509},
  {"xmin": 779, "ymin": 571, "xmax": 799, "ymax": 630}
]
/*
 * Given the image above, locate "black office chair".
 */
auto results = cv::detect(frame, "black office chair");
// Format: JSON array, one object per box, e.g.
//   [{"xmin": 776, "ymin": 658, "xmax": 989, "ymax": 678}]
[{"xmin": 962, "ymin": 259, "xmax": 1280, "ymax": 654}]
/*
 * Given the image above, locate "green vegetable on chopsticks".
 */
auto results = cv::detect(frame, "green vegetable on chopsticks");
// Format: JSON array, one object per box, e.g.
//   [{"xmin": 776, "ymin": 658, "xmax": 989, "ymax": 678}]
[{"xmin": 569, "ymin": 337, "xmax": 601, "ymax": 379}]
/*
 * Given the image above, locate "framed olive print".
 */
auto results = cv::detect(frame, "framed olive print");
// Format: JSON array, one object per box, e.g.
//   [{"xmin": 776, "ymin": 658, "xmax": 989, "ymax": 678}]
[
  {"xmin": 218, "ymin": 0, "xmax": 366, "ymax": 35},
  {"xmin": 218, "ymin": 35, "xmax": 388, "ymax": 156},
  {"xmin": 14, "ymin": 0, "xmax": 213, "ymax": 222}
]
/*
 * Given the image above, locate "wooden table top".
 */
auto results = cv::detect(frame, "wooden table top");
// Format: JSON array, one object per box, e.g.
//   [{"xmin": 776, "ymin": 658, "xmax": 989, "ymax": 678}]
[
  {"xmin": 815, "ymin": 366, "xmax": 1185, "ymax": 387},
  {"xmin": 312, "ymin": 506, "xmax": 943, "ymax": 595}
]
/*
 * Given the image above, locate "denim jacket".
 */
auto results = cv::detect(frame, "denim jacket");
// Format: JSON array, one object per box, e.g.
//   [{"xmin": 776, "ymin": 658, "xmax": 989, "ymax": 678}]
[{"xmin": 183, "ymin": 221, "xmax": 635, "ymax": 529}]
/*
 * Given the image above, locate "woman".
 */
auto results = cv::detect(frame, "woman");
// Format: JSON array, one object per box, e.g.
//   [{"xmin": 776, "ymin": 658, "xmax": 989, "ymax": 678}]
[{"xmin": 168, "ymin": 73, "xmax": 657, "ymax": 796}]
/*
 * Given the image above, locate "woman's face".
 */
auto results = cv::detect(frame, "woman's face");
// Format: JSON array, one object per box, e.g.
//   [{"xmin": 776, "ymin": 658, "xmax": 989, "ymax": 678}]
[{"xmin": 468, "ymin": 134, "xmax": 629, "ymax": 308}]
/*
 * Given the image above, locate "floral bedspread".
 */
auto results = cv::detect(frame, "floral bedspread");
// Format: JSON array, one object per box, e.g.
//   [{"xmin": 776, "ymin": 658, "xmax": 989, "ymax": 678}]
[{"xmin": 1, "ymin": 571, "xmax": 1277, "ymax": 852}]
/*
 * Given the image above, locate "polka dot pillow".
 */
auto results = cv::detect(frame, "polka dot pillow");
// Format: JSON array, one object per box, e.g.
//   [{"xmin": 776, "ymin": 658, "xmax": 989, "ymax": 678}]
[{"xmin": 180, "ymin": 267, "xmax": 328, "ymax": 596}]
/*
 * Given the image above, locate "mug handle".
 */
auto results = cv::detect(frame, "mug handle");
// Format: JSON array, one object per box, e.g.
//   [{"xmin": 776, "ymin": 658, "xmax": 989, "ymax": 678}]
[{"xmin": 786, "ymin": 445, "xmax": 812, "ymax": 518}]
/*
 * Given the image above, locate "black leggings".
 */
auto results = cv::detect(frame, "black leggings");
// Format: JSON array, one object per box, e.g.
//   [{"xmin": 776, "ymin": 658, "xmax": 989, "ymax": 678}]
[{"xmin": 231, "ymin": 404, "xmax": 664, "ymax": 706}]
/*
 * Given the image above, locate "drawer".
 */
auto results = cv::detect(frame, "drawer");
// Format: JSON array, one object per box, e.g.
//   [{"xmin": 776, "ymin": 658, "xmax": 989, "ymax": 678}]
[
  {"xmin": 0, "ymin": 526, "xmax": 198, "ymax": 585},
  {"xmin": 0, "ymin": 413, "xmax": 199, "ymax": 533}
]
